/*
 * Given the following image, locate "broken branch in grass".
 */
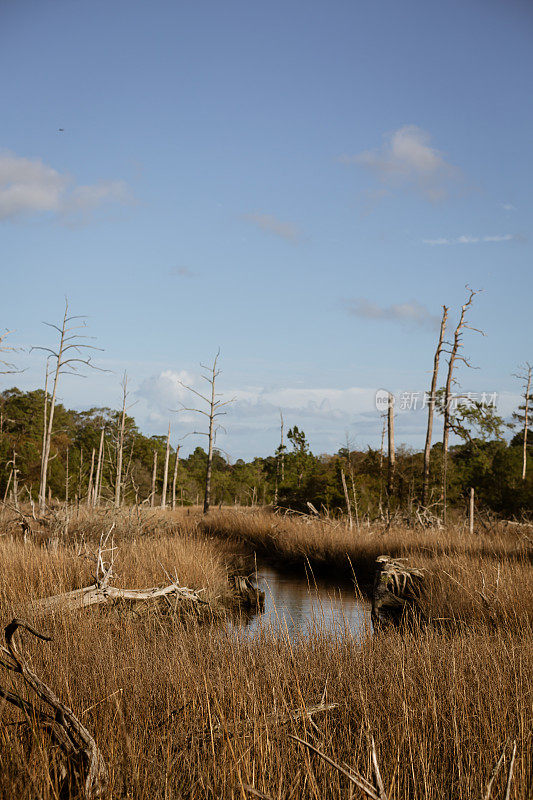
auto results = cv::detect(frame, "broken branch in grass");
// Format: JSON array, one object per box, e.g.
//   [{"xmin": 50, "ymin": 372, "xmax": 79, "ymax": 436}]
[{"xmin": 0, "ymin": 618, "xmax": 108, "ymax": 799}]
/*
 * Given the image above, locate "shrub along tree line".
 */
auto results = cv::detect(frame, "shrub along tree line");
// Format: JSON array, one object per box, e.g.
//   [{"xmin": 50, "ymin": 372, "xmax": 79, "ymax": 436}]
[{"xmin": 0, "ymin": 386, "xmax": 531, "ymax": 518}]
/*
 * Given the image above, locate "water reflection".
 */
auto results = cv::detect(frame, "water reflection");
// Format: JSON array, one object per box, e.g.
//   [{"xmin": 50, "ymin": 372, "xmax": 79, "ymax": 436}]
[{"xmin": 235, "ymin": 565, "xmax": 370, "ymax": 641}]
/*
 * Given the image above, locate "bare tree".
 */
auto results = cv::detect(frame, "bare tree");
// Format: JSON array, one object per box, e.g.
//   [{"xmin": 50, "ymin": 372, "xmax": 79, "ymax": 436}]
[
  {"xmin": 274, "ymin": 410, "xmax": 285, "ymax": 506},
  {"xmin": 93, "ymin": 426, "xmax": 105, "ymax": 507},
  {"xmin": 174, "ymin": 350, "xmax": 235, "ymax": 514},
  {"xmin": 387, "ymin": 393, "xmax": 395, "ymax": 498},
  {"xmin": 422, "ymin": 306, "xmax": 448, "ymax": 505},
  {"xmin": 171, "ymin": 444, "xmax": 180, "ymax": 510},
  {"xmin": 114, "ymin": 373, "xmax": 128, "ymax": 508},
  {"xmin": 341, "ymin": 469, "xmax": 353, "ymax": 529},
  {"xmin": 441, "ymin": 287, "xmax": 482, "ymax": 523},
  {"xmin": 32, "ymin": 299, "xmax": 103, "ymax": 512},
  {"xmin": 150, "ymin": 450, "xmax": 158, "ymax": 507},
  {"xmin": 86, "ymin": 447, "xmax": 96, "ymax": 506},
  {"xmin": 512, "ymin": 362, "xmax": 532, "ymax": 480},
  {"xmin": 161, "ymin": 423, "xmax": 171, "ymax": 509}
]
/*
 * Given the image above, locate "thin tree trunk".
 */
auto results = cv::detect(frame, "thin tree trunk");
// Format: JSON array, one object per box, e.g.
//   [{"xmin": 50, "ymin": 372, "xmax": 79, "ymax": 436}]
[
  {"xmin": 151, "ymin": 450, "xmax": 158, "ymax": 508},
  {"xmin": 387, "ymin": 393, "xmax": 395, "ymax": 497},
  {"xmin": 115, "ymin": 373, "xmax": 127, "ymax": 508},
  {"xmin": 39, "ymin": 304, "xmax": 69, "ymax": 512},
  {"xmin": 161, "ymin": 423, "xmax": 171, "ymax": 508},
  {"xmin": 341, "ymin": 469, "xmax": 352, "ymax": 529},
  {"xmin": 379, "ymin": 416, "xmax": 386, "ymax": 512},
  {"xmin": 94, "ymin": 426, "xmax": 105, "ymax": 507},
  {"xmin": 65, "ymin": 447, "xmax": 69, "ymax": 504},
  {"xmin": 87, "ymin": 447, "xmax": 95, "ymax": 506},
  {"xmin": 203, "ymin": 370, "xmax": 216, "ymax": 514},
  {"xmin": 442, "ymin": 289, "xmax": 479, "ymax": 524},
  {"xmin": 3, "ymin": 470, "xmax": 12, "ymax": 504},
  {"xmin": 522, "ymin": 366, "xmax": 531, "ymax": 480},
  {"xmin": 469, "ymin": 487, "xmax": 475, "ymax": 535},
  {"xmin": 280, "ymin": 411, "xmax": 285, "ymax": 482},
  {"xmin": 77, "ymin": 446, "xmax": 83, "ymax": 503},
  {"xmin": 39, "ymin": 363, "xmax": 49, "ymax": 508},
  {"xmin": 12, "ymin": 451, "xmax": 19, "ymax": 511},
  {"xmin": 350, "ymin": 470, "xmax": 360, "ymax": 531},
  {"xmin": 422, "ymin": 306, "xmax": 448, "ymax": 505},
  {"xmin": 171, "ymin": 444, "xmax": 180, "ymax": 510}
]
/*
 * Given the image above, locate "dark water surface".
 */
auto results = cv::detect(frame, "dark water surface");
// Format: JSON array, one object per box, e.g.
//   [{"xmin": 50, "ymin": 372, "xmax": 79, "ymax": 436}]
[{"xmin": 234, "ymin": 564, "xmax": 371, "ymax": 641}]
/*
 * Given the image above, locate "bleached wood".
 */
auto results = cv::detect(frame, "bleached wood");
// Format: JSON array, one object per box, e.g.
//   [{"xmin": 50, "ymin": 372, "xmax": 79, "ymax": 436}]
[{"xmin": 422, "ymin": 306, "xmax": 448, "ymax": 505}]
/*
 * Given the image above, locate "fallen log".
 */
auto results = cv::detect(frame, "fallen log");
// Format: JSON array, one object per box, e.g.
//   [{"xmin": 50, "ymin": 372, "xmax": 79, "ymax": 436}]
[
  {"xmin": 29, "ymin": 581, "xmax": 208, "ymax": 617},
  {"xmin": 198, "ymin": 698, "xmax": 338, "ymax": 742}
]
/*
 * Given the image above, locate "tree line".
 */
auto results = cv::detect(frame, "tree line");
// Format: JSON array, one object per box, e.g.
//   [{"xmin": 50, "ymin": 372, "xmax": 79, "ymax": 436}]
[{"xmin": 1, "ymin": 292, "xmax": 531, "ymax": 520}]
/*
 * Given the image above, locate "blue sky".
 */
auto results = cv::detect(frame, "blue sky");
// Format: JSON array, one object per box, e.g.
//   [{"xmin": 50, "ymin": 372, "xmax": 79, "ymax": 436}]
[{"xmin": 1, "ymin": 0, "xmax": 531, "ymax": 459}]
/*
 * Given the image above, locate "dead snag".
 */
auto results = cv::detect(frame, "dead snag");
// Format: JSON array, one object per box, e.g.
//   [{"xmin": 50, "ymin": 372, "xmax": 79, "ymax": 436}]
[
  {"xmin": 422, "ymin": 305, "xmax": 448, "ymax": 505},
  {"xmin": 0, "ymin": 619, "xmax": 108, "ymax": 799},
  {"xmin": 371, "ymin": 556, "xmax": 425, "ymax": 630}
]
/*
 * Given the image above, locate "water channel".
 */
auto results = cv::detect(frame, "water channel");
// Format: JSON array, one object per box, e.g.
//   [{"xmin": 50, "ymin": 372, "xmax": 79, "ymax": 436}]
[{"xmin": 234, "ymin": 562, "xmax": 371, "ymax": 641}]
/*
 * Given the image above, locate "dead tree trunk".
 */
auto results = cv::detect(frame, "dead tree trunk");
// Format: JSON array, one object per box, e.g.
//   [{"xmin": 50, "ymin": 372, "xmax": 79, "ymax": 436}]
[
  {"xmin": 65, "ymin": 447, "xmax": 69, "ymax": 504},
  {"xmin": 387, "ymin": 393, "xmax": 395, "ymax": 498},
  {"xmin": 115, "ymin": 373, "xmax": 128, "ymax": 508},
  {"xmin": 513, "ymin": 363, "xmax": 532, "ymax": 481},
  {"xmin": 87, "ymin": 448, "xmax": 95, "ymax": 506},
  {"xmin": 150, "ymin": 450, "xmax": 158, "ymax": 508},
  {"xmin": 422, "ymin": 306, "xmax": 448, "ymax": 505},
  {"xmin": 39, "ymin": 361, "xmax": 49, "ymax": 505},
  {"xmin": 522, "ymin": 366, "xmax": 531, "ymax": 481},
  {"xmin": 442, "ymin": 288, "xmax": 481, "ymax": 524},
  {"xmin": 93, "ymin": 427, "xmax": 105, "ymax": 507},
  {"xmin": 34, "ymin": 300, "xmax": 102, "ymax": 513},
  {"xmin": 161, "ymin": 423, "xmax": 171, "ymax": 509},
  {"xmin": 174, "ymin": 350, "xmax": 235, "ymax": 515},
  {"xmin": 171, "ymin": 444, "xmax": 180, "ymax": 510},
  {"xmin": 12, "ymin": 450, "xmax": 19, "ymax": 511},
  {"xmin": 341, "ymin": 469, "xmax": 352, "ymax": 529}
]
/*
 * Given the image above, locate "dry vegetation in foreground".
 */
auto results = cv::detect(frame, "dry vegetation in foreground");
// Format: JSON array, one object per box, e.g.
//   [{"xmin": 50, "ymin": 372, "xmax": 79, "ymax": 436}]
[{"xmin": 0, "ymin": 506, "xmax": 531, "ymax": 799}]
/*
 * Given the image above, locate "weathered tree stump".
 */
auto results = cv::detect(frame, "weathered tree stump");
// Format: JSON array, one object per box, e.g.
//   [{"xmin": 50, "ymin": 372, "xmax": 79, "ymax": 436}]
[
  {"xmin": 371, "ymin": 556, "xmax": 425, "ymax": 630},
  {"xmin": 230, "ymin": 575, "xmax": 265, "ymax": 612}
]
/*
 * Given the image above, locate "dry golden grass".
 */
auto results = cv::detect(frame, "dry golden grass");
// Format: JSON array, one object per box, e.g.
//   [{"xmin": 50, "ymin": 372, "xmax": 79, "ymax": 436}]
[
  {"xmin": 0, "ymin": 506, "xmax": 531, "ymax": 799},
  {"xmin": 200, "ymin": 509, "xmax": 533, "ymax": 624}
]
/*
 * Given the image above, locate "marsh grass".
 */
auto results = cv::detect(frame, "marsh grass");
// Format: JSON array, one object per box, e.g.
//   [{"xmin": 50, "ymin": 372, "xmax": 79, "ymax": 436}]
[{"xmin": 0, "ymin": 506, "xmax": 531, "ymax": 798}]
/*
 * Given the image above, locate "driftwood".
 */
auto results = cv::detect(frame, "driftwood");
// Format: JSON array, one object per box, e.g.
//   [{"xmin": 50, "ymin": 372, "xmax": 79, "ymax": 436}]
[
  {"xmin": 0, "ymin": 619, "xmax": 108, "ymax": 799},
  {"xmin": 30, "ymin": 581, "xmax": 208, "ymax": 617},
  {"xmin": 203, "ymin": 698, "xmax": 338, "ymax": 742},
  {"xmin": 371, "ymin": 556, "xmax": 425, "ymax": 629}
]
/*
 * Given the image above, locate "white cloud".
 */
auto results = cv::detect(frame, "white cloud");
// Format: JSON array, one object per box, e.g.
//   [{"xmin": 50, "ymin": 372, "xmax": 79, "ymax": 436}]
[
  {"xmin": 0, "ymin": 150, "xmax": 134, "ymax": 222},
  {"xmin": 137, "ymin": 369, "xmax": 198, "ymax": 411},
  {"xmin": 136, "ymin": 370, "xmax": 377, "ymax": 435},
  {"xmin": 423, "ymin": 233, "xmax": 516, "ymax": 245},
  {"xmin": 342, "ymin": 125, "xmax": 460, "ymax": 201},
  {"xmin": 501, "ymin": 203, "xmax": 515, "ymax": 211},
  {"xmin": 243, "ymin": 212, "xmax": 301, "ymax": 243},
  {"xmin": 345, "ymin": 298, "xmax": 440, "ymax": 330}
]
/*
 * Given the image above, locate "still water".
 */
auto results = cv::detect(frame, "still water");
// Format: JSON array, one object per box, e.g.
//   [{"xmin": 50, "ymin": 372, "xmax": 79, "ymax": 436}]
[{"xmin": 234, "ymin": 564, "xmax": 370, "ymax": 641}]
